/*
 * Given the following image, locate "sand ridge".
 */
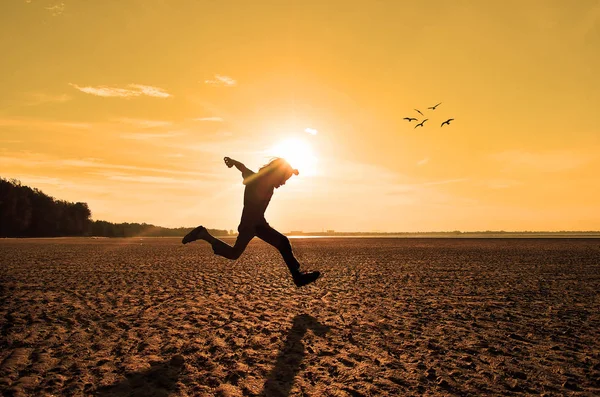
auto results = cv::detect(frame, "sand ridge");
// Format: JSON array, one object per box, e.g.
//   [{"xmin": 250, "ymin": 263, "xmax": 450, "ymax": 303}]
[{"xmin": 1, "ymin": 237, "xmax": 599, "ymax": 396}]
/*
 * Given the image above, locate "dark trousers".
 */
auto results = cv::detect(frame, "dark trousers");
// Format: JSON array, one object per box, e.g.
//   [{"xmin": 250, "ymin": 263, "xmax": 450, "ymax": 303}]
[{"xmin": 208, "ymin": 223, "xmax": 301, "ymax": 277}]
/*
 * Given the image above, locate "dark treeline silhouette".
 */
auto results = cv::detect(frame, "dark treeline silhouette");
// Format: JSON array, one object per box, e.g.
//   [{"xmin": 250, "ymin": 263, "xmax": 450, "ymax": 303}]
[
  {"xmin": 1, "ymin": 178, "xmax": 91, "ymax": 237},
  {"xmin": 0, "ymin": 178, "xmax": 228, "ymax": 238}
]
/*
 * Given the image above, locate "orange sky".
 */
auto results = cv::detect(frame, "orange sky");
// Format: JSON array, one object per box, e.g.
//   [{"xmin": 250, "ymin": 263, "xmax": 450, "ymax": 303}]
[{"xmin": 1, "ymin": 1, "xmax": 599, "ymax": 232}]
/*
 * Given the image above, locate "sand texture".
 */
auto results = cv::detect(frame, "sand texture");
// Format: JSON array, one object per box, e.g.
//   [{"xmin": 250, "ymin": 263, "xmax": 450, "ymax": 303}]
[{"xmin": 1, "ymin": 237, "xmax": 599, "ymax": 396}]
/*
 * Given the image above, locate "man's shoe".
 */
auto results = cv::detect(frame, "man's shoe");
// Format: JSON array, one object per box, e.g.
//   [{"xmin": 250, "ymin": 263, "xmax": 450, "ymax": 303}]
[
  {"xmin": 182, "ymin": 225, "xmax": 207, "ymax": 244},
  {"xmin": 293, "ymin": 271, "xmax": 321, "ymax": 287}
]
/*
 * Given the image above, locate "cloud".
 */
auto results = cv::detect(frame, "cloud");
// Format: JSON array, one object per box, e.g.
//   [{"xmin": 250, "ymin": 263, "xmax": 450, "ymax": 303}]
[
  {"xmin": 304, "ymin": 127, "xmax": 318, "ymax": 135},
  {"xmin": 308, "ymin": 159, "xmax": 470, "ymax": 213},
  {"xmin": 486, "ymin": 179, "xmax": 524, "ymax": 189},
  {"xmin": 194, "ymin": 117, "xmax": 224, "ymax": 122},
  {"xmin": 60, "ymin": 158, "xmax": 214, "ymax": 177},
  {"xmin": 0, "ymin": 155, "xmax": 46, "ymax": 169},
  {"xmin": 88, "ymin": 171, "xmax": 230, "ymax": 192},
  {"xmin": 204, "ymin": 74, "xmax": 237, "ymax": 87},
  {"xmin": 121, "ymin": 132, "xmax": 184, "ymax": 140},
  {"xmin": 181, "ymin": 139, "xmax": 259, "ymax": 155},
  {"xmin": 384, "ymin": 178, "xmax": 468, "ymax": 195},
  {"xmin": 422, "ymin": 178, "xmax": 468, "ymax": 186},
  {"xmin": 45, "ymin": 2, "xmax": 65, "ymax": 16},
  {"xmin": 69, "ymin": 83, "xmax": 171, "ymax": 98},
  {"xmin": 103, "ymin": 174, "xmax": 195, "ymax": 185},
  {"xmin": 0, "ymin": 154, "xmax": 211, "ymax": 177},
  {"xmin": 417, "ymin": 157, "xmax": 429, "ymax": 166},
  {"xmin": 0, "ymin": 118, "xmax": 91, "ymax": 130},
  {"xmin": 116, "ymin": 118, "xmax": 173, "ymax": 128},
  {"xmin": 16, "ymin": 175, "xmax": 63, "ymax": 186},
  {"xmin": 491, "ymin": 149, "xmax": 591, "ymax": 172},
  {"xmin": 11, "ymin": 175, "xmax": 110, "ymax": 195},
  {"xmin": 26, "ymin": 92, "xmax": 71, "ymax": 106},
  {"xmin": 57, "ymin": 122, "xmax": 92, "ymax": 129},
  {"xmin": 128, "ymin": 84, "xmax": 172, "ymax": 98}
]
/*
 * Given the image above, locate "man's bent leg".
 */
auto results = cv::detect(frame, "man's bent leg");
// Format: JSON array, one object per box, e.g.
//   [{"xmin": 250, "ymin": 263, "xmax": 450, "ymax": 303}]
[
  {"xmin": 210, "ymin": 229, "xmax": 254, "ymax": 260},
  {"xmin": 255, "ymin": 224, "xmax": 301, "ymax": 276}
]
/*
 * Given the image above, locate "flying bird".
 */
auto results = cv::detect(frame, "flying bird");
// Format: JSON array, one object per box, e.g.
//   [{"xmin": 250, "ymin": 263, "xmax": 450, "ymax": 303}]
[
  {"xmin": 441, "ymin": 118, "xmax": 454, "ymax": 127},
  {"xmin": 415, "ymin": 119, "xmax": 428, "ymax": 129},
  {"xmin": 403, "ymin": 117, "xmax": 418, "ymax": 122},
  {"xmin": 414, "ymin": 109, "xmax": 424, "ymax": 116},
  {"xmin": 428, "ymin": 102, "xmax": 442, "ymax": 110}
]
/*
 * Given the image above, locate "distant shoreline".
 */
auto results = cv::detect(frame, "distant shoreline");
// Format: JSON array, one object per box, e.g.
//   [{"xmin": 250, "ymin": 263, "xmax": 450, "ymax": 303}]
[
  {"xmin": 3, "ymin": 233, "xmax": 600, "ymax": 239},
  {"xmin": 285, "ymin": 232, "xmax": 600, "ymax": 238},
  {"xmin": 286, "ymin": 234, "xmax": 600, "ymax": 239}
]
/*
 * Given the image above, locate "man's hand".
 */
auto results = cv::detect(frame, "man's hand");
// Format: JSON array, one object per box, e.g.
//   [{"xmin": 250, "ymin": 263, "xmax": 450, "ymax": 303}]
[
  {"xmin": 224, "ymin": 157, "xmax": 254, "ymax": 180},
  {"xmin": 224, "ymin": 157, "xmax": 235, "ymax": 168}
]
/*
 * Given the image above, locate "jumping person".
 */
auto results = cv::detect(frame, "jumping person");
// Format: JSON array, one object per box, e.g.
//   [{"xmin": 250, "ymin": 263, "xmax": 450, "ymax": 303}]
[{"xmin": 182, "ymin": 156, "xmax": 321, "ymax": 287}]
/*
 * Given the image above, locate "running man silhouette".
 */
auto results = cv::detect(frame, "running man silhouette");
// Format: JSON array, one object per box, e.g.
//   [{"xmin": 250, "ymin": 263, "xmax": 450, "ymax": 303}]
[{"xmin": 182, "ymin": 156, "xmax": 321, "ymax": 287}]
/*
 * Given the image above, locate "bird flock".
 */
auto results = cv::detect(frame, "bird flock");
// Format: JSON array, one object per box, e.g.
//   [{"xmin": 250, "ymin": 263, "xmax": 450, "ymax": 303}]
[{"xmin": 404, "ymin": 102, "xmax": 454, "ymax": 129}]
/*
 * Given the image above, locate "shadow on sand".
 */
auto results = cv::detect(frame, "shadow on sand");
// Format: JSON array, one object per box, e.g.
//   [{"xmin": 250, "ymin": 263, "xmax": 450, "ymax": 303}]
[
  {"xmin": 263, "ymin": 313, "xmax": 331, "ymax": 397},
  {"xmin": 95, "ymin": 356, "xmax": 184, "ymax": 397},
  {"xmin": 95, "ymin": 314, "xmax": 328, "ymax": 397}
]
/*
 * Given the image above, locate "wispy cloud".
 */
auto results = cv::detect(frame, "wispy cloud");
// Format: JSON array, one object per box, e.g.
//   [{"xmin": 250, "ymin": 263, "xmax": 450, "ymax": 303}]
[
  {"xmin": 204, "ymin": 74, "xmax": 237, "ymax": 87},
  {"xmin": 308, "ymin": 159, "xmax": 470, "ymax": 213},
  {"xmin": 491, "ymin": 149, "xmax": 592, "ymax": 172},
  {"xmin": 58, "ymin": 122, "xmax": 92, "ymax": 129},
  {"xmin": 417, "ymin": 157, "xmax": 429, "ymax": 166},
  {"xmin": 0, "ymin": 118, "xmax": 91, "ymax": 129},
  {"xmin": 304, "ymin": 127, "xmax": 318, "ymax": 135},
  {"xmin": 193, "ymin": 117, "xmax": 224, "ymax": 122},
  {"xmin": 120, "ymin": 132, "xmax": 184, "ymax": 140},
  {"xmin": 45, "ymin": 2, "xmax": 65, "ymax": 16},
  {"xmin": 26, "ymin": 92, "xmax": 71, "ymax": 106},
  {"xmin": 422, "ymin": 178, "xmax": 468, "ymax": 186},
  {"xmin": 0, "ymin": 154, "xmax": 211, "ymax": 177},
  {"xmin": 69, "ymin": 83, "xmax": 171, "ymax": 98},
  {"xmin": 384, "ymin": 178, "xmax": 468, "ymax": 195},
  {"xmin": 61, "ymin": 158, "xmax": 213, "ymax": 177},
  {"xmin": 103, "ymin": 174, "xmax": 193, "ymax": 185},
  {"xmin": 486, "ymin": 179, "xmax": 524, "ymax": 189},
  {"xmin": 116, "ymin": 118, "xmax": 173, "ymax": 128},
  {"xmin": 128, "ymin": 84, "xmax": 172, "ymax": 98},
  {"xmin": 11, "ymin": 175, "xmax": 109, "ymax": 195},
  {"xmin": 17, "ymin": 175, "xmax": 63, "ymax": 186},
  {"xmin": 181, "ymin": 138, "xmax": 258, "ymax": 155}
]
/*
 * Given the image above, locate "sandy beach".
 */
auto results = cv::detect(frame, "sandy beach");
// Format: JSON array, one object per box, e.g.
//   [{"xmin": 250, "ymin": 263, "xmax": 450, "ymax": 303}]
[{"xmin": 1, "ymin": 237, "xmax": 599, "ymax": 396}]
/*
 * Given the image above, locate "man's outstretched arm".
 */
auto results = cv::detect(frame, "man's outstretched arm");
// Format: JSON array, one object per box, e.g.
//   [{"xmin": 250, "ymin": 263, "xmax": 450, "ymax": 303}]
[{"xmin": 224, "ymin": 157, "xmax": 254, "ymax": 181}]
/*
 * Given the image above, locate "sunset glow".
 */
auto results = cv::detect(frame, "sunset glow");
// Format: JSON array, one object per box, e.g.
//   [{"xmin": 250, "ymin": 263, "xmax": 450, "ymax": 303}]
[
  {"xmin": 269, "ymin": 138, "xmax": 318, "ymax": 177},
  {"xmin": 1, "ymin": 1, "xmax": 599, "ymax": 232}
]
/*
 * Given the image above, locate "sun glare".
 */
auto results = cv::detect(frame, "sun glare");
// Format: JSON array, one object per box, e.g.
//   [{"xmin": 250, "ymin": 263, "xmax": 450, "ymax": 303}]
[{"xmin": 269, "ymin": 138, "xmax": 317, "ymax": 176}]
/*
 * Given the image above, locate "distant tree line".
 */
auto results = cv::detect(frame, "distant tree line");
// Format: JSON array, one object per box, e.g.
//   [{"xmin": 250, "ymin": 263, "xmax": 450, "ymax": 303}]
[
  {"xmin": 0, "ymin": 178, "xmax": 229, "ymax": 238},
  {"xmin": 89, "ymin": 221, "xmax": 229, "ymax": 238},
  {"xmin": 1, "ymin": 178, "xmax": 91, "ymax": 237}
]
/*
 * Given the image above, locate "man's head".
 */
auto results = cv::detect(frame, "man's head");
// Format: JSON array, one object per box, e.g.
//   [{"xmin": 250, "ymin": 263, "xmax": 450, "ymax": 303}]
[{"xmin": 259, "ymin": 158, "xmax": 299, "ymax": 188}]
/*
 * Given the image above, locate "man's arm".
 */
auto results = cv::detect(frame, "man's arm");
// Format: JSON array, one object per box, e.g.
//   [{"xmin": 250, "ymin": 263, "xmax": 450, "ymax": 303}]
[{"xmin": 224, "ymin": 157, "xmax": 254, "ymax": 180}]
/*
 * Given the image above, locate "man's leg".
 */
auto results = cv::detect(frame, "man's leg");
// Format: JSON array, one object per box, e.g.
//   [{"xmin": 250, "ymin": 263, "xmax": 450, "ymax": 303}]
[
  {"xmin": 183, "ymin": 225, "xmax": 253, "ymax": 260},
  {"xmin": 209, "ymin": 229, "xmax": 254, "ymax": 260},
  {"xmin": 255, "ymin": 224, "xmax": 301, "ymax": 276},
  {"xmin": 255, "ymin": 224, "xmax": 320, "ymax": 287}
]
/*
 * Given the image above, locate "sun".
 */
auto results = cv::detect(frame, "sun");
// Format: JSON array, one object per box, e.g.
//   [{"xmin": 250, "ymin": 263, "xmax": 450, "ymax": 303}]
[{"xmin": 269, "ymin": 138, "xmax": 317, "ymax": 176}]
